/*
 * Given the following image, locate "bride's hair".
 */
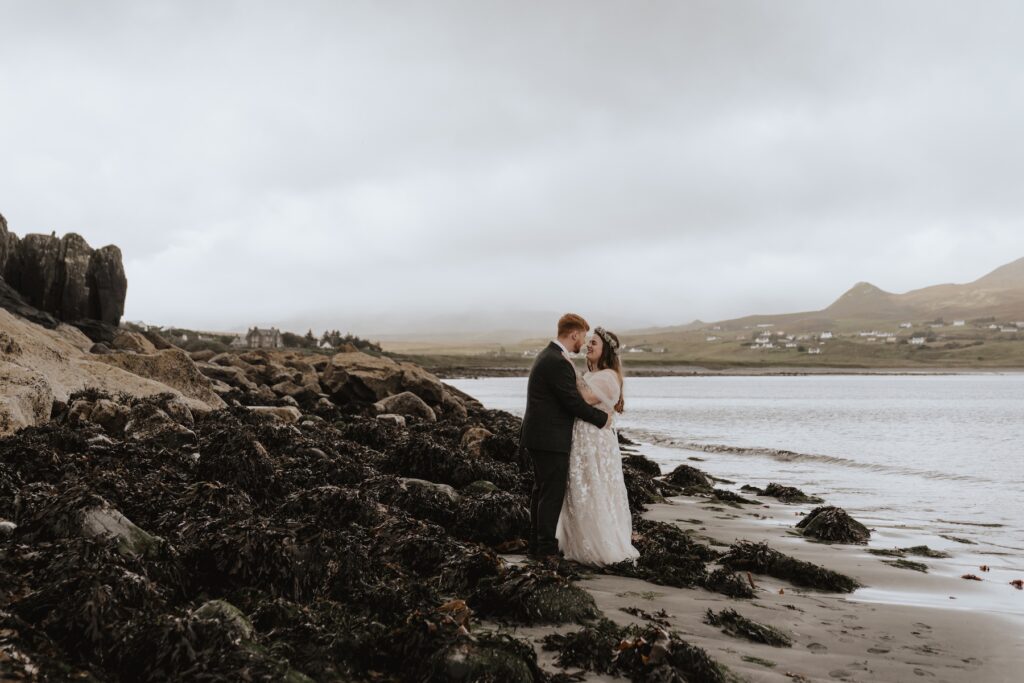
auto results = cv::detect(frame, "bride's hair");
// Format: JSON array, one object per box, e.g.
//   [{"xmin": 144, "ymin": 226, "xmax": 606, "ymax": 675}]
[{"xmin": 587, "ymin": 328, "xmax": 625, "ymax": 413}]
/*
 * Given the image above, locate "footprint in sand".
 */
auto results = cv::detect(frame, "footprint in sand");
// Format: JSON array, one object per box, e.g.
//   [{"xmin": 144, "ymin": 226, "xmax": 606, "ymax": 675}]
[
  {"xmin": 867, "ymin": 646, "xmax": 890, "ymax": 654},
  {"xmin": 828, "ymin": 669, "xmax": 852, "ymax": 679},
  {"xmin": 912, "ymin": 667, "xmax": 935, "ymax": 677},
  {"xmin": 807, "ymin": 642, "xmax": 828, "ymax": 654}
]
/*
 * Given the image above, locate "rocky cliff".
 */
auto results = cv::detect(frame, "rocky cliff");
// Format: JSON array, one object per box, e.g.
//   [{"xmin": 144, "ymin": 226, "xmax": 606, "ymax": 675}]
[{"xmin": 0, "ymin": 212, "xmax": 127, "ymax": 340}]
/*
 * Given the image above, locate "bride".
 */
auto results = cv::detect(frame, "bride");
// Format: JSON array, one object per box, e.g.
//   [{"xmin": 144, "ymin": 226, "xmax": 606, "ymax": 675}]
[{"xmin": 555, "ymin": 326, "xmax": 640, "ymax": 566}]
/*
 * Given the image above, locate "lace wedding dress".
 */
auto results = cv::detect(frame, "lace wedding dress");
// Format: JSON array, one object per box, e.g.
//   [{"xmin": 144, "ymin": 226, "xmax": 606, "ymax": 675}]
[{"xmin": 555, "ymin": 369, "xmax": 640, "ymax": 566}]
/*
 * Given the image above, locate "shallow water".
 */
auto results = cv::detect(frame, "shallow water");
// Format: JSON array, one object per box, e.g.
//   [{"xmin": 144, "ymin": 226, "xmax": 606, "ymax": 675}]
[{"xmin": 451, "ymin": 373, "xmax": 1024, "ymax": 614}]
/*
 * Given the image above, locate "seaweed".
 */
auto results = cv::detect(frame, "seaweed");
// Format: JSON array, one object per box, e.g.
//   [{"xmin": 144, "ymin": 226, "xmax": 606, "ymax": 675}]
[
  {"xmin": 703, "ymin": 608, "xmax": 792, "ymax": 647},
  {"xmin": 721, "ymin": 541, "xmax": 860, "ymax": 592},
  {"xmin": 662, "ymin": 464, "xmax": 713, "ymax": 493},
  {"xmin": 469, "ymin": 566, "xmax": 599, "ymax": 625},
  {"xmin": 742, "ymin": 483, "xmax": 823, "ymax": 504},
  {"xmin": 795, "ymin": 506, "xmax": 871, "ymax": 544},
  {"xmin": 542, "ymin": 618, "xmax": 731, "ymax": 682}
]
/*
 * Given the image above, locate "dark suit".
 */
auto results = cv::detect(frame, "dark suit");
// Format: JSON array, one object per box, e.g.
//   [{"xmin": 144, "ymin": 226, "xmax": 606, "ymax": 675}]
[{"xmin": 520, "ymin": 341, "xmax": 609, "ymax": 555}]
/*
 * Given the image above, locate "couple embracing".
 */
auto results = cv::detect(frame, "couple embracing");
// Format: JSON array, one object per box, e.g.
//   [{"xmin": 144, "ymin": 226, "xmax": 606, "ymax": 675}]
[{"xmin": 520, "ymin": 313, "xmax": 640, "ymax": 566}]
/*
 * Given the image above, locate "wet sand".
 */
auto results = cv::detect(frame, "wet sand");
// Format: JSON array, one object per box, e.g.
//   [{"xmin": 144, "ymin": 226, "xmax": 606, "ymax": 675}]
[{"xmin": 502, "ymin": 494, "xmax": 1024, "ymax": 682}]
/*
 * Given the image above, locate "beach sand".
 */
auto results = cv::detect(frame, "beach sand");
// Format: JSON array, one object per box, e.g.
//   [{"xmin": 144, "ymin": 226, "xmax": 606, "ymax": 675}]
[{"xmin": 501, "ymin": 494, "xmax": 1024, "ymax": 682}]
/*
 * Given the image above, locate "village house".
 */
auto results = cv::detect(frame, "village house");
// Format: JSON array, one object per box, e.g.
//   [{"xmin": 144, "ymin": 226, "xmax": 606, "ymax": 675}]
[
  {"xmin": 819, "ymin": 331, "xmax": 833, "ymax": 340},
  {"xmin": 807, "ymin": 347, "xmax": 822, "ymax": 354},
  {"xmin": 246, "ymin": 326, "xmax": 284, "ymax": 349},
  {"xmin": 910, "ymin": 337, "xmax": 927, "ymax": 345},
  {"xmin": 953, "ymin": 320, "xmax": 966, "ymax": 327},
  {"xmin": 229, "ymin": 335, "xmax": 246, "ymax": 348},
  {"xmin": 706, "ymin": 336, "xmax": 719, "ymax": 342},
  {"xmin": 899, "ymin": 322, "xmax": 913, "ymax": 328}
]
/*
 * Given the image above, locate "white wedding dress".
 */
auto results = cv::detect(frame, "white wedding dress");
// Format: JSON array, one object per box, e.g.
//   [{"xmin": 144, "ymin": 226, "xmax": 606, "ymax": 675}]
[{"xmin": 555, "ymin": 369, "xmax": 640, "ymax": 566}]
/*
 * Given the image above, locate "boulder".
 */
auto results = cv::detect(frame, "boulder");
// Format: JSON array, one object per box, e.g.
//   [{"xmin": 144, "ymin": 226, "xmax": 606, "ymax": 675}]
[
  {"xmin": 92, "ymin": 349, "xmax": 226, "ymax": 408},
  {"xmin": 0, "ymin": 219, "xmax": 128, "ymax": 330},
  {"xmin": 189, "ymin": 349, "xmax": 216, "ymax": 362},
  {"xmin": 398, "ymin": 361, "xmax": 445, "ymax": 404},
  {"xmin": 796, "ymin": 506, "xmax": 871, "ymax": 544},
  {"xmin": 374, "ymin": 391, "xmax": 436, "ymax": 422},
  {"xmin": 111, "ymin": 329, "xmax": 158, "ymax": 354},
  {"xmin": 0, "ymin": 519, "xmax": 16, "ymax": 538},
  {"xmin": 192, "ymin": 600, "xmax": 255, "ymax": 642},
  {"xmin": 57, "ymin": 233, "xmax": 93, "ymax": 321},
  {"xmin": 84, "ymin": 395, "xmax": 130, "ymax": 432},
  {"xmin": 399, "ymin": 477, "xmax": 461, "ymax": 504},
  {"xmin": 460, "ymin": 426, "xmax": 493, "ymax": 457},
  {"xmin": 321, "ymin": 351, "xmax": 405, "ymax": 402},
  {"xmin": 124, "ymin": 406, "xmax": 198, "ymax": 450},
  {"xmin": 246, "ymin": 405, "xmax": 302, "ymax": 424},
  {"xmin": 89, "ymin": 342, "xmax": 112, "ymax": 354},
  {"xmin": 441, "ymin": 391, "xmax": 469, "ymax": 420},
  {"xmin": 376, "ymin": 413, "xmax": 407, "ymax": 428},
  {"xmin": 85, "ymin": 244, "xmax": 127, "ymax": 325},
  {"xmin": 198, "ymin": 363, "xmax": 259, "ymax": 392},
  {"xmin": 80, "ymin": 501, "xmax": 163, "ymax": 558}
]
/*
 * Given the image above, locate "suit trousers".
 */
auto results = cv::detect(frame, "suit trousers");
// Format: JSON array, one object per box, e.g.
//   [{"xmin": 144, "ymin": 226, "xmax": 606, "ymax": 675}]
[{"xmin": 527, "ymin": 448, "xmax": 570, "ymax": 555}]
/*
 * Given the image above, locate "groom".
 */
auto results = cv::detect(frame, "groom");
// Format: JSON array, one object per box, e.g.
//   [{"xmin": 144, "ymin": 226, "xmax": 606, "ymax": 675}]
[{"xmin": 521, "ymin": 313, "xmax": 610, "ymax": 559}]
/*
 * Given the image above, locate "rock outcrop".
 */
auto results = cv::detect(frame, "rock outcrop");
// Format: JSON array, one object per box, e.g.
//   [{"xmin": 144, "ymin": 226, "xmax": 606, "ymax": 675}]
[
  {"xmin": 0, "ymin": 214, "xmax": 127, "ymax": 338},
  {"xmin": 0, "ymin": 308, "xmax": 223, "ymax": 435}
]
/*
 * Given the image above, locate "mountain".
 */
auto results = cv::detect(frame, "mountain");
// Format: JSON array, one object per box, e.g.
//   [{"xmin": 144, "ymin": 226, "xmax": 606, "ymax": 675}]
[{"xmin": 701, "ymin": 257, "xmax": 1024, "ymax": 331}]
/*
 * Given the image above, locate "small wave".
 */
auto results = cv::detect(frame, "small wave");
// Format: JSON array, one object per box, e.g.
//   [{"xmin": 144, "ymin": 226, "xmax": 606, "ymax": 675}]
[
  {"xmin": 936, "ymin": 519, "xmax": 1006, "ymax": 528},
  {"xmin": 626, "ymin": 429, "xmax": 993, "ymax": 484}
]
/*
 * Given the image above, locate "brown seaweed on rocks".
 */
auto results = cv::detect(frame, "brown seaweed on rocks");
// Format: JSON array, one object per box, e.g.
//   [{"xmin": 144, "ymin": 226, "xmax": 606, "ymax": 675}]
[
  {"xmin": 0, "ymin": 382, "xmax": 554, "ymax": 681},
  {"xmin": 703, "ymin": 608, "xmax": 792, "ymax": 647},
  {"xmin": 721, "ymin": 541, "xmax": 860, "ymax": 593},
  {"xmin": 662, "ymin": 463, "xmax": 714, "ymax": 493},
  {"xmin": 740, "ymin": 482, "xmax": 824, "ymax": 504},
  {"xmin": 469, "ymin": 565, "xmax": 600, "ymax": 625},
  {"xmin": 542, "ymin": 618, "xmax": 731, "ymax": 683},
  {"xmin": 601, "ymin": 519, "xmax": 755, "ymax": 599},
  {"xmin": 795, "ymin": 506, "xmax": 871, "ymax": 544}
]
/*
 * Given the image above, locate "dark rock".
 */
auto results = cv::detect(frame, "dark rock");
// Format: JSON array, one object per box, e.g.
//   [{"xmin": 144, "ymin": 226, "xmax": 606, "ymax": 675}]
[
  {"xmin": 0, "ymin": 219, "xmax": 127, "ymax": 330},
  {"xmin": 796, "ymin": 506, "xmax": 871, "ymax": 544},
  {"xmin": 460, "ymin": 426, "xmax": 492, "ymax": 456},
  {"xmin": 86, "ymin": 244, "xmax": 127, "ymax": 325},
  {"xmin": 374, "ymin": 391, "xmax": 436, "ymax": 422},
  {"xmin": 89, "ymin": 342, "xmax": 112, "ymax": 354}
]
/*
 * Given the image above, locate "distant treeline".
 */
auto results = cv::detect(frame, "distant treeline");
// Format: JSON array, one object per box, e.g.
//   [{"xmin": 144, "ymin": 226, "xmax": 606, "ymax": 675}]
[{"xmin": 122, "ymin": 323, "xmax": 381, "ymax": 354}]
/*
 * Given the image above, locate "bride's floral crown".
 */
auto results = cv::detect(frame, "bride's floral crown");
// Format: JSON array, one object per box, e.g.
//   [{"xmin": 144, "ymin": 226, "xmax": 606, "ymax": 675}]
[{"xmin": 594, "ymin": 326, "xmax": 619, "ymax": 352}]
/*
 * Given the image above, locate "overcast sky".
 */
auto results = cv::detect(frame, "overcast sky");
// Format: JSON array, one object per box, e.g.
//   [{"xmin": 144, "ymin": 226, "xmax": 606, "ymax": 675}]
[{"xmin": 2, "ymin": 1, "xmax": 1023, "ymax": 336}]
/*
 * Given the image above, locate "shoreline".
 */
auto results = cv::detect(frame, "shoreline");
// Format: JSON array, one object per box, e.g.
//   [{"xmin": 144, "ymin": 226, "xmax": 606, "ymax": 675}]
[
  {"xmin": 427, "ymin": 364, "xmax": 1024, "ymax": 379},
  {"xmin": 507, "ymin": 465, "xmax": 1024, "ymax": 682}
]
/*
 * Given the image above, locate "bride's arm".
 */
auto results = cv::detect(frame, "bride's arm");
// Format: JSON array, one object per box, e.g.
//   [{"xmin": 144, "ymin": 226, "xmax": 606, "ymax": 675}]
[{"xmin": 575, "ymin": 376, "xmax": 602, "ymax": 406}]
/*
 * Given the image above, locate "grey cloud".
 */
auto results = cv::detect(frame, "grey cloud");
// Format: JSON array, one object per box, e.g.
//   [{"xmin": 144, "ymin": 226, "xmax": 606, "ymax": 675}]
[{"xmin": 2, "ymin": 1, "xmax": 1023, "ymax": 333}]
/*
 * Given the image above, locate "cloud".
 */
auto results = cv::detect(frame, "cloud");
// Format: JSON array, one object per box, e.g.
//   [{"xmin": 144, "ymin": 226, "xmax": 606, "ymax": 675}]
[{"xmin": 2, "ymin": 1, "xmax": 1023, "ymax": 334}]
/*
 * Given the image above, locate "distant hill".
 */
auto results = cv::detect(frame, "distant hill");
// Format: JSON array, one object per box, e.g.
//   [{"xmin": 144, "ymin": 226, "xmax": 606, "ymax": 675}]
[{"xmin": 691, "ymin": 257, "xmax": 1024, "ymax": 331}]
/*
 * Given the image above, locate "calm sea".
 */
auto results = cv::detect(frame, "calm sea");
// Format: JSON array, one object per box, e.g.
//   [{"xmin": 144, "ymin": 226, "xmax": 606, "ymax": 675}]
[{"xmin": 450, "ymin": 374, "xmax": 1024, "ymax": 612}]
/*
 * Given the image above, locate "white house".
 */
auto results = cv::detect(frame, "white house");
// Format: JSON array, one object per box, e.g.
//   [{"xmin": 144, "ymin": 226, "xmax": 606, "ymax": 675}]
[
  {"xmin": 910, "ymin": 337, "xmax": 926, "ymax": 345},
  {"xmin": 808, "ymin": 347, "xmax": 822, "ymax": 354},
  {"xmin": 785, "ymin": 342, "xmax": 798, "ymax": 348},
  {"xmin": 885, "ymin": 336, "xmax": 897, "ymax": 343},
  {"xmin": 229, "ymin": 335, "xmax": 246, "ymax": 348},
  {"xmin": 318, "ymin": 339, "xmax": 334, "ymax": 350},
  {"xmin": 756, "ymin": 323, "xmax": 775, "ymax": 328},
  {"xmin": 819, "ymin": 331, "xmax": 833, "ymax": 340},
  {"xmin": 706, "ymin": 336, "xmax": 719, "ymax": 342},
  {"xmin": 953, "ymin": 320, "xmax": 966, "ymax": 327},
  {"xmin": 989, "ymin": 324, "xmax": 1000, "ymax": 330},
  {"xmin": 900, "ymin": 322, "xmax": 913, "ymax": 328},
  {"xmin": 1000, "ymin": 326, "xmax": 1017, "ymax": 333}
]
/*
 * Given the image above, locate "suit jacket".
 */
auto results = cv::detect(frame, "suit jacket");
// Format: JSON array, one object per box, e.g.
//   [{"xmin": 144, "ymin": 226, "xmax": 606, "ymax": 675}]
[{"xmin": 520, "ymin": 341, "xmax": 609, "ymax": 453}]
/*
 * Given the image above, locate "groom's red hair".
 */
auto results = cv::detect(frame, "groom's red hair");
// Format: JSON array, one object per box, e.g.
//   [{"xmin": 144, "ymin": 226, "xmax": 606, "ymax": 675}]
[{"xmin": 557, "ymin": 313, "xmax": 589, "ymax": 336}]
